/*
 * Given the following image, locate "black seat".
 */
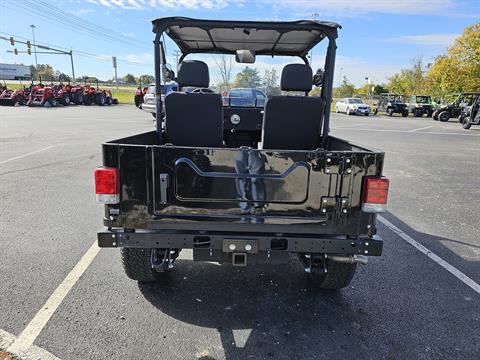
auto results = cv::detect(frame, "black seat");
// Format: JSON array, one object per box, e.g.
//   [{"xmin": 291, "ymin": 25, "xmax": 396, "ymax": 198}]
[
  {"xmin": 165, "ymin": 60, "xmax": 223, "ymax": 147},
  {"xmin": 261, "ymin": 64, "xmax": 323, "ymax": 150}
]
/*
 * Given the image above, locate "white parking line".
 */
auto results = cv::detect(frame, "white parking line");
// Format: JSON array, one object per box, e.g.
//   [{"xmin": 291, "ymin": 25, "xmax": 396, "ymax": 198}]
[
  {"xmin": 332, "ymin": 123, "xmax": 367, "ymax": 129},
  {"xmin": 7, "ymin": 241, "xmax": 100, "ymax": 354},
  {"xmin": 408, "ymin": 125, "xmax": 435, "ymax": 132},
  {"xmin": 0, "ymin": 146, "xmax": 54, "ymax": 165},
  {"xmin": 334, "ymin": 128, "xmax": 480, "ymax": 136},
  {"xmin": 0, "ymin": 328, "xmax": 61, "ymax": 360},
  {"xmin": 378, "ymin": 216, "xmax": 480, "ymax": 295}
]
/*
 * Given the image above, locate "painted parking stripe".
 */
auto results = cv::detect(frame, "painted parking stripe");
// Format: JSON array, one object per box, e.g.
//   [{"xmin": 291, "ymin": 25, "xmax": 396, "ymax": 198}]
[
  {"xmin": 408, "ymin": 125, "xmax": 435, "ymax": 132},
  {"xmin": 0, "ymin": 146, "xmax": 54, "ymax": 165},
  {"xmin": 378, "ymin": 216, "xmax": 480, "ymax": 295},
  {"xmin": 334, "ymin": 127, "xmax": 480, "ymax": 136},
  {"xmin": 7, "ymin": 241, "xmax": 100, "ymax": 354},
  {"xmin": 1, "ymin": 328, "xmax": 61, "ymax": 360}
]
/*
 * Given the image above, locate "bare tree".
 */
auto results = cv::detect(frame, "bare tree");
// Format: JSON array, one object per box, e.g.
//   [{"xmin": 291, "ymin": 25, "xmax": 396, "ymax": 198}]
[{"xmin": 214, "ymin": 55, "xmax": 233, "ymax": 92}]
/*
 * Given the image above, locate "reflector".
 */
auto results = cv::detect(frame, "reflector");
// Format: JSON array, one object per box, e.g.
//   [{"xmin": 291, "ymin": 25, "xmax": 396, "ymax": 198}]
[{"xmin": 362, "ymin": 176, "xmax": 389, "ymax": 213}]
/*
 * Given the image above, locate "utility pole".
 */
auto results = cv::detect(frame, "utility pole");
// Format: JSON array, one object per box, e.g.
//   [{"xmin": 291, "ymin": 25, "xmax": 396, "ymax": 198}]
[
  {"xmin": 310, "ymin": 12, "xmax": 319, "ymax": 66},
  {"xmin": 69, "ymin": 49, "xmax": 76, "ymax": 83},
  {"xmin": 173, "ymin": 50, "xmax": 181, "ymax": 73},
  {"xmin": 112, "ymin": 56, "xmax": 118, "ymax": 90},
  {"xmin": 30, "ymin": 24, "xmax": 38, "ymax": 80}
]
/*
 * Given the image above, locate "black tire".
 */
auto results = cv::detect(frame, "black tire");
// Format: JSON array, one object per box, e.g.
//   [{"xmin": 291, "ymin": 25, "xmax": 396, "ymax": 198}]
[
  {"xmin": 413, "ymin": 108, "xmax": 421, "ymax": 117},
  {"xmin": 50, "ymin": 99, "xmax": 58, "ymax": 107},
  {"xmin": 62, "ymin": 93, "xmax": 71, "ymax": 106},
  {"xmin": 121, "ymin": 248, "xmax": 167, "ymax": 282},
  {"xmin": 462, "ymin": 117, "xmax": 472, "ymax": 129},
  {"xmin": 308, "ymin": 260, "xmax": 357, "ymax": 290},
  {"xmin": 438, "ymin": 111, "xmax": 450, "ymax": 122},
  {"xmin": 346, "ymin": 107, "xmax": 352, "ymax": 115},
  {"xmin": 84, "ymin": 94, "xmax": 92, "ymax": 105},
  {"xmin": 386, "ymin": 108, "xmax": 393, "ymax": 116},
  {"xmin": 106, "ymin": 97, "xmax": 112, "ymax": 105},
  {"xmin": 402, "ymin": 110, "xmax": 409, "ymax": 117},
  {"xmin": 73, "ymin": 92, "xmax": 83, "ymax": 105},
  {"xmin": 96, "ymin": 93, "xmax": 106, "ymax": 106}
]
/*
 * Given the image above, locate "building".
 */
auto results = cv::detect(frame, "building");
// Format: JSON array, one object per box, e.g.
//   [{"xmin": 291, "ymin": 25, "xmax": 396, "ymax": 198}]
[{"xmin": 0, "ymin": 63, "xmax": 31, "ymax": 80}]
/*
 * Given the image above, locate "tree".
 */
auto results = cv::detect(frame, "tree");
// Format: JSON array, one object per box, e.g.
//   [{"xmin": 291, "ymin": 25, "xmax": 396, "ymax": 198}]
[
  {"xmin": 214, "ymin": 55, "xmax": 233, "ymax": 92},
  {"xmin": 30, "ymin": 64, "xmax": 54, "ymax": 81},
  {"xmin": 234, "ymin": 66, "xmax": 261, "ymax": 88},
  {"xmin": 262, "ymin": 69, "xmax": 281, "ymax": 96},
  {"xmin": 124, "ymin": 73, "xmax": 137, "ymax": 85},
  {"xmin": 58, "ymin": 73, "xmax": 70, "ymax": 82},
  {"xmin": 425, "ymin": 23, "xmax": 480, "ymax": 96},
  {"xmin": 387, "ymin": 58, "xmax": 427, "ymax": 96},
  {"xmin": 334, "ymin": 76, "xmax": 356, "ymax": 97},
  {"xmin": 139, "ymin": 74, "xmax": 154, "ymax": 85}
]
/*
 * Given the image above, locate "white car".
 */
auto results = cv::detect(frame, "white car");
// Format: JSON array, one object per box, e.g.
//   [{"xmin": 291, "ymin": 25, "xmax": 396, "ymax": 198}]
[
  {"xmin": 142, "ymin": 82, "xmax": 178, "ymax": 118},
  {"xmin": 335, "ymin": 98, "xmax": 370, "ymax": 116}
]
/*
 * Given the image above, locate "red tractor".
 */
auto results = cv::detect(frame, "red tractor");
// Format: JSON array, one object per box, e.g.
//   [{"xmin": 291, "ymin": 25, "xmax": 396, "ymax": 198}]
[
  {"xmin": 27, "ymin": 84, "xmax": 57, "ymax": 107},
  {"xmin": 51, "ymin": 84, "xmax": 73, "ymax": 105},
  {"xmin": 70, "ymin": 84, "xmax": 85, "ymax": 104},
  {"xmin": 83, "ymin": 85, "xmax": 116, "ymax": 106},
  {"xmin": 0, "ymin": 84, "xmax": 27, "ymax": 106}
]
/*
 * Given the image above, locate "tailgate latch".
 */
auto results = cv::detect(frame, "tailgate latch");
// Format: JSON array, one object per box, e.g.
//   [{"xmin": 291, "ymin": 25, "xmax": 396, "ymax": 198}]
[{"xmin": 159, "ymin": 173, "xmax": 169, "ymax": 204}]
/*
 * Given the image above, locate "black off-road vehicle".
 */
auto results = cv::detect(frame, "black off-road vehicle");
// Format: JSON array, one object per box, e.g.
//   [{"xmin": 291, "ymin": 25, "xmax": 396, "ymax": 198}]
[
  {"xmin": 433, "ymin": 93, "xmax": 480, "ymax": 122},
  {"xmin": 95, "ymin": 17, "xmax": 389, "ymax": 290},
  {"xmin": 377, "ymin": 93, "xmax": 409, "ymax": 117},
  {"xmin": 409, "ymin": 95, "xmax": 434, "ymax": 117},
  {"xmin": 459, "ymin": 94, "xmax": 480, "ymax": 129}
]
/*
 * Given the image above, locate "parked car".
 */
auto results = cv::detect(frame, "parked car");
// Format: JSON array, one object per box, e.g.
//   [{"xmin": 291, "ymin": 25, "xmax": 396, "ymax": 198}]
[
  {"xmin": 458, "ymin": 94, "xmax": 480, "ymax": 129},
  {"xmin": 433, "ymin": 93, "xmax": 480, "ymax": 122},
  {"xmin": 224, "ymin": 88, "xmax": 266, "ymax": 107},
  {"xmin": 335, "ymin": 98, "xmax": 370, "ymax": 115},
  {"xmin": 377, "ymin": 93, "xmax": 409, "ymax": 117},
  {"xmin": 142, "ymin": 82, "xmax": 178, "ymax": 118},
  {"xmin": 95, "ymin": 17, "xmax": 389, "ymax": 291},
  {"xmin": 408, "ymin": 95, "xmax": 434, "ymax": 117}
]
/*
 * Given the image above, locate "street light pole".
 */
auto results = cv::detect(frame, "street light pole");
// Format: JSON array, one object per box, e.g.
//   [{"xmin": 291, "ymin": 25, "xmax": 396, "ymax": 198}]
[
  {"xmin": 30, "ymin": 25, "xmax": 38, "ymax": 80},
  {"xmin": 69, "ymin": 49, "xmax": 76, "ymax": 83},
  {"xmin": 310, "ymin": 12, "xmax": 319, "ymax": 66}
]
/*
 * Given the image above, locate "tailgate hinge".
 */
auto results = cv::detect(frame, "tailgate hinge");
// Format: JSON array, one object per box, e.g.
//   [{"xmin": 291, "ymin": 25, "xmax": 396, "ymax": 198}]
[{"xmin": 159, "ymin": 173, "xmax": 169, "ymax": 204}]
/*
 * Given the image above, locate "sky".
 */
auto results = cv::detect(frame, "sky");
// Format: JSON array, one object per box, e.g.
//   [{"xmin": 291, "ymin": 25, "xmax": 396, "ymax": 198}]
[{"xmin": 0, "ymin": 0, "xmax": 479, "ymax": 86}]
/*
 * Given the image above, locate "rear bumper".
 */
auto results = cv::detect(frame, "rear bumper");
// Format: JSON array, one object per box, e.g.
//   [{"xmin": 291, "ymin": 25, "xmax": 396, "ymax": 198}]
[
  {"xmin": 142, "ymin": 103, "xmax": 155, "ymax": 113},
  {"xmin": 97, "ymin": 228, "xmax": 383, "ymax": 256}
]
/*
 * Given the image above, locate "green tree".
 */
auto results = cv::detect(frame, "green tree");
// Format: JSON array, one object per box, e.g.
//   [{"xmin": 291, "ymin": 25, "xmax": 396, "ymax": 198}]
[
  {"xmin": 334, "ymin": 76, "xmax": 356, "ymax": 97},
  {"xmin": 139, "ymin": 74, "xmax": 154, "ymax": 85},
  {"xmin": 234, "ymin": 66, "xmax": 261, "ymax": 88},
  {"xmin": 30, "ymin": 64, "xmax": 54, "ymax": 81},
  {"xmin": 262, "ymin": 69, "xmax": 281, "ymax": 96},
  {"xmin": 425, "ymin": 23, "xmax": 480, "ymax": 96},
  {"xmin": 58, "ymin": 73, "xmax": 70, "ymax": 82},
  {"xmin": 124, "ymin": 73, "xmax": 137, "ymax": 85},
  {"xmin": 387, "ymin": 58, "xmax": 426, "ymax": 96}
]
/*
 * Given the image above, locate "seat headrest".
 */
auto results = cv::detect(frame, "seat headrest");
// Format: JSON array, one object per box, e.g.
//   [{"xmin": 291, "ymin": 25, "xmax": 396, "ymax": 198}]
[
  {"xmin": 281, "ymin": 64, "xmax": 313, "ymax": 92},
  {"xmin": 177, "ymin": 60, "xmax": 209, "ymax": 89}
]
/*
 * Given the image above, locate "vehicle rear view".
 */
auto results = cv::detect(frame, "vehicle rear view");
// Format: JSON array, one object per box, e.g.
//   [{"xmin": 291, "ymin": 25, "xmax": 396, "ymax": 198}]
[{"xmin": 95, "ymin": 17, "xmax": 390, "ymax": 290}]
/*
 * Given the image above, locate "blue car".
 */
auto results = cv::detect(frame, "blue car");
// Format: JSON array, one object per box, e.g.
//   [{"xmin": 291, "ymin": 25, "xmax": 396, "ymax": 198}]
[{"xmin": 226, "ymin": 88, "xmax": 266, "ymax": 108}]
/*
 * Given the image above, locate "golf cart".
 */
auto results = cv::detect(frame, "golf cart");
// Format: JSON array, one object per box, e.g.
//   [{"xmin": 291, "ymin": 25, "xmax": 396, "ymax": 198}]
[
  {"xmin": 377, "ymin": 93, "xmax": 409, "ymax": 117},
  {"xmin": 95, "ymin": 17, "xmax": 389, "ymax": 290},
  {"xmin": 458, "ymin": 94, "xmax": 480, "ymax": 129},
  {"xmin": 433, "ymin": 93, "xmax": 480, "ymax": 122},
  {"xmin": 409, "ymin": 95, "xmax": 433, "ymax": 117}
]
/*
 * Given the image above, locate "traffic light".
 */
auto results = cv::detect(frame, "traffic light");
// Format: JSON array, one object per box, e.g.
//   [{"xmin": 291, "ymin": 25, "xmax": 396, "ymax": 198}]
[
  {"xmin": 27, "ymin": 40, "xmax": 31, "ymax": 48},
  {"xmin": 10, "ymin": 37, "xmax": 14, "ymax": 45},
  {"xmin": 14, "ymin": 48, "xmax": 18, "ymax": 55},
  {"xmin": 27, "ymin": 48, "xmax": 32, "ymax": 55}
]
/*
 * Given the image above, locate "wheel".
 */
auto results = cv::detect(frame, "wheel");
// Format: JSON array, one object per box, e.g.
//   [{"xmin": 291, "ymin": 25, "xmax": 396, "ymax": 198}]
[
  {"xmin": 402, "ymin": 110, "xmax": 409, "ymax": 117},
  {"xmin": 121, "ymin": 248, "xmax": 169, "ymax": 282},
  {"xmin": 50, "ymin": 99, "xmax": 58, "ymax": 107},
  {"xmin": 462, "ymin": 117, "xmax": 472, "ymax": 129},
  {"xmin": 413, "ymin": 108, "xmax": 421, "ymax": 117},
  {"xmin": 438, "ymin": 111, "xmax": 450, "ymax": 122},
  {"xmin": 346, "ymin": 107, "xmax": 351, "ymax": 115},
  {"xmin": 335, "ymin": 106, "xmax": 339, "ymax": 113},
  {"xmin": 433, "ymin": 114, "xmax": 438, "ymax": 121},
  {"xmin": 83, "ymin": 94, "xmax": 92, "ymax": 105},
  {"xmin": 364, "ymin": 113, "xmax": 369, "ymax": 116},
  {"xmin": 386, "ymin": 108, "xmax": 393, "ymax": 116},
  {"xmin": 62, "ymin": 93, "xmax": 71, "ymax": 106},
  {"xmin": 73, "ymin": 93, "xmax": 83, "ymax": 104},
  {"xmin": 96, "ymin": 93, "xmax": 106, "ymax": 106},
  {"xmin": 106, "ymin": 97, "xmax": 112, "ymax": 105},
  {"xmin": 307, "ymin": 259, "xmax": 357, "ymax": 290}
]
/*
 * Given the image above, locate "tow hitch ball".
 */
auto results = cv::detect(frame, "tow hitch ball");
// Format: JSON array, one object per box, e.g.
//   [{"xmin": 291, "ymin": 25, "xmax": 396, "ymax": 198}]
[{"xmin": 151, "ymin": 248, "xmax": 177, "ymax": 272}]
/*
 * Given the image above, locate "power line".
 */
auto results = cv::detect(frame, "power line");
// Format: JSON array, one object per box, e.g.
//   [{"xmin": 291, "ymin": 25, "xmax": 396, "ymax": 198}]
[{"xmin": 3, "ymin": 0, "xmax": 151, "ymax": 51}]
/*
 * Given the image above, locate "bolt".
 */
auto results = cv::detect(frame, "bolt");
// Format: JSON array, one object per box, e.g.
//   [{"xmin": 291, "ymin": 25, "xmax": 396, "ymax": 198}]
[
  {"xmin": 365, "ymin": 242, "xmax": 369, "ymax": 246},
  {"xmin": 245, "ymin": 244, "xmax": 252, "ymax": 251},
  {"xmin": 346, "ymin": 159, "xmax": 351, "ymax": 163},
  {"xmin": 325, "ymin": 168, "xmax": 330, "ymax": 173},
  {"xmin": 367, "ymin": 224, "xmax": 371, "ymax": 229},
  {"xmin": 112, "ymin": 242, "xmax": 116, "ymax": 246},
  {"xmin": 229, "ymin": 244, "xmax": 236, "ymax": 251},
  {"xmin": 111, "ymin": 234, "xmax": 115, "ymax": 238},
  {"xmin": 347, "ymin": 169, "xmax": 352, "ymax": 174},
  {"xmin": 326, "ymin": 158, "xmax": 331, "ymax": 163},
  {"xmin": 364, "ymin": 250, "xmax": 369, "ymax": 254},
  {"xmin": 342, "ymin": 199, "xmax": 346, "ymax": 204},
  {"xmin": 322, "ymin": 209, "xmax": 327, "ymax": 213},
  {"xmin": 323, "ymin": 199, "xmax": 327, "ymax": 203},
  {"xmin": 342, "ymin": 209, "xmax": 347, "ymax": 213}
]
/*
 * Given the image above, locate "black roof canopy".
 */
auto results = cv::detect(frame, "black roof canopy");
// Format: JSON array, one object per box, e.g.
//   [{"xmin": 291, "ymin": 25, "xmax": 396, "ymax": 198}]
[{"xmin": 152, "ymin": 17, "xmax": 341, "ymax": 59}]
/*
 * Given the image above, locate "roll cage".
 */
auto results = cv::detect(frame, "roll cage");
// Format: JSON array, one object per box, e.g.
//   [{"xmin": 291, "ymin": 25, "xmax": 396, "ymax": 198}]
[{"xmin": 151, "ymin": 16, "xmax": 341, "ymax": 147}]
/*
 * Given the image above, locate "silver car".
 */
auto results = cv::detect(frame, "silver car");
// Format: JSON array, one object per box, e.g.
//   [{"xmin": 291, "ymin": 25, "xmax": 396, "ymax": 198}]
[
  {"xmin": 335, "ymin": 97, "xmax": 370, "ymax": 116},
  {"xmin": 142, "ymin": 83, "xmax": 178, "ymax": 118}
]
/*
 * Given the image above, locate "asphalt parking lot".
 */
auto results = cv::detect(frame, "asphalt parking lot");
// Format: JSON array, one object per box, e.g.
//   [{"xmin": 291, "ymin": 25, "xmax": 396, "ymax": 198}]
[{"xmin": 1, "ymin": 105, "xmax": 479, "ymax": 360}]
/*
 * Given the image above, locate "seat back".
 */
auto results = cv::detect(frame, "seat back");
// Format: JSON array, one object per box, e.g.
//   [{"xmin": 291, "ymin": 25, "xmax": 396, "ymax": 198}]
[
  {"xmin": 165, "ymin": 60, "xmax": 223, "ymax": 147},
  {"xmin": 261, "ymin": 64, "xmax": 323, "ymax": 150}
]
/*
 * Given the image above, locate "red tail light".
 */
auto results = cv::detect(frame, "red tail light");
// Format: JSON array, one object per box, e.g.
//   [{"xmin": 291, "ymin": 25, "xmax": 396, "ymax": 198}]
[
  {"xmin": 362, "ymin": 176, "xmax": 389, "ymax": 213},
  {"xmin": 95, "ymin": 167, "xmax": 119, "ymax": 204}
]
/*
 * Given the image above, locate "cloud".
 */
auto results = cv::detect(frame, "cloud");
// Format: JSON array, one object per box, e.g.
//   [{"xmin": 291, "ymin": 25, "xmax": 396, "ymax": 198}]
[
  {"xmin": 86, "ymin": 0, "xmax": 234, "ymax": 10},
  {"xmin": 66, "ymin": 8, "xmax": 94, "ymax": 16},
  {"xmin": 260, "ymin": 0, "xmax": 458, "ymax": 16},
  {"xmin": 388, "ymin": 33, "xmax": 459, "ymax": 46},
  {"xmin": 121, "ymin": 52, "xmax": 154, "ymax": 64},
  {"xmin": 121, "ymin": 32, "xmax": 136, "ymax": 39}
]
